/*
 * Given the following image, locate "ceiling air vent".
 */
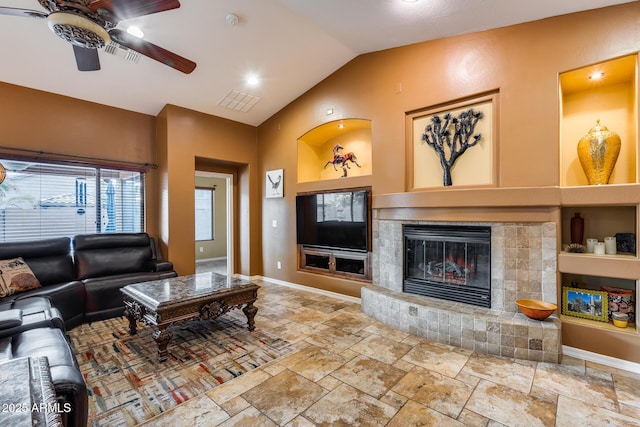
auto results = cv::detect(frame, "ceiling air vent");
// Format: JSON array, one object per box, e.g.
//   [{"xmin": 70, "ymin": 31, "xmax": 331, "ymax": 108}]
[
  {"xmin": 218, "ymin": 90, "xmax": 261, "ymax": 112},
  {"xmin": 103, "ymin": 42, "xmax": 141, "ymax": 63}
]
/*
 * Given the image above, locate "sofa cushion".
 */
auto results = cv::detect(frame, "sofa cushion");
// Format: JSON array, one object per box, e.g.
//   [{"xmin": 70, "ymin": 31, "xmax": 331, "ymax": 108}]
[
  {"xmin": 0, "ymin": 238, "xmax": 75, "ymax": 286},
  {"xmin": 0, "ymin": 258, "xmax": 41, "ymax": 297},
  {"xmin": 74, "ymin": 233, "xmax": 153, "ymax": 280}
]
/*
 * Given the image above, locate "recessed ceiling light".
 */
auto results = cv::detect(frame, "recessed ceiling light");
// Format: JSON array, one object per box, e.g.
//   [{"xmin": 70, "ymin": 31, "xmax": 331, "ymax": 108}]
[
  {"xmin": 126, "ymin": 26, "xmax": 144, "ymax": 38},
  {"xmin": 589, "ymin": 71, "xmax": 605, "ymax": 80},
  {"xmin": 246, "ymin": 74, "xmax": 259, "ymax": 86}
]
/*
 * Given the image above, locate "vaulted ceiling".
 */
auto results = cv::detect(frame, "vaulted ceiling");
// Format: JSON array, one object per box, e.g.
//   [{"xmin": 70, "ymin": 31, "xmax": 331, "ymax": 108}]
[{"xmin": 0, "ymin": 0, "xmax": 634, "ymax": 126}]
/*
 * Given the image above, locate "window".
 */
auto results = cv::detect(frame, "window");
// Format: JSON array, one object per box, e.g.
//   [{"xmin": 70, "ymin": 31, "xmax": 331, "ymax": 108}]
[
  {"xmin": 0, "ymin": 159, "xmax": 144, "ymax": 242},
  {"xmin": 195, "ymin": 188, "xmax": 214, "ymax": 241}
]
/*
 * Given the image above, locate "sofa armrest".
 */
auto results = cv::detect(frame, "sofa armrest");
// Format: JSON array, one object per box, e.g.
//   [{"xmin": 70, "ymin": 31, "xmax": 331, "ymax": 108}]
[
  {"xmin": 0, "ymin": 309, "xmax": 22, "ymax": 329},
  {"xmin": 150, "ymin": 260, "xmax": 174, "ymax": 272}
]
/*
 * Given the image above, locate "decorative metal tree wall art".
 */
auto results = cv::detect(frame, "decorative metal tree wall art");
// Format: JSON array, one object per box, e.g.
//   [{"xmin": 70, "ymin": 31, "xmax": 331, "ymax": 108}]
[{"xmin": 421, "ymin": 108, "xmax": 484, "ymax": 186}]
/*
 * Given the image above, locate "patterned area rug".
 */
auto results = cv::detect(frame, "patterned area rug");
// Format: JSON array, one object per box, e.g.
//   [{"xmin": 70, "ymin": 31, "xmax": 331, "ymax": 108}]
[{"xmin": 67, "ymin": 313, "xmax": 293, "ymax": 426}]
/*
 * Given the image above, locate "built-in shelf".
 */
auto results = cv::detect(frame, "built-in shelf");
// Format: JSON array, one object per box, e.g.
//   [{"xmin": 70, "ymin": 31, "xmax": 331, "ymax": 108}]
[
  {"xmin": 558, "ymin": 253, "xmax": 639, "ymax": 280},
  {"xmin": 560, "ymin": 314, "xmax": 637, "ymax": 334},
  {"xmin": 298, "ymin": 245, "xmax": 372, "ymax": 282}
]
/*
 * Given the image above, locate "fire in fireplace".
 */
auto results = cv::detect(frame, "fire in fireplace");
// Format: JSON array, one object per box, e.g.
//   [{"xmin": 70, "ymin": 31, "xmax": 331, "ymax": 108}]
[{"xmin": 404, "ymin": 225, "xmax": 491, "ymax": 307}]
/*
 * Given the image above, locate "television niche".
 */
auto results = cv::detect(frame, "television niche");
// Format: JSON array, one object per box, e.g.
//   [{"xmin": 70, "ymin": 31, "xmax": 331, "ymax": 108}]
[{"xmin": 296, "ymin": 188, "xmax": 372, "ymax": 281}]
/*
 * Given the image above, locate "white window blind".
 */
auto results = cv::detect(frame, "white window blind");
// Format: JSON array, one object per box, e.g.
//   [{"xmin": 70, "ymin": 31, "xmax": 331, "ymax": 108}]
[
  {"xmin": 0, "ymin": 159, "xmax": 144, "ymax": 242},
  {"xmin": 195, "ymin": 188, "xmax": 214, "ymax": 241}
]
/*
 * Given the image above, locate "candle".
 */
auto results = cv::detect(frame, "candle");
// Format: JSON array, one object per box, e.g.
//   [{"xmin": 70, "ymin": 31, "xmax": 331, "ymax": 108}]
[
  {"xmin": 586, "ymin": 238, "xmax": 597, "ymax": 253},
  {"xmin": 594, "ymin": 242, "xmax": 605, "ymax": 255},
  {"xmin": 604, "ymin": 236, "xmax": 616, "ymax": 255}
]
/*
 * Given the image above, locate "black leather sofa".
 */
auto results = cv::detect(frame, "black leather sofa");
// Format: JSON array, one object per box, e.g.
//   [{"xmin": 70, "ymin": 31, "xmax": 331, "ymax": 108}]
[
  {"xmin": 0, "ymin": 232, "xmax": 177, "ymax": 427},
  {"xmin": 0, "ymin": 232, "xmax": 177, "ymax": 329}
]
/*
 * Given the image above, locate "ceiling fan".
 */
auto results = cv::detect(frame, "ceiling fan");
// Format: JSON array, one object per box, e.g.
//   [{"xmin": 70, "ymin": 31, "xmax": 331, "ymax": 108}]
[{"xmin": 0, "ymin": 0, "xmax": 196, "ymax": 73}]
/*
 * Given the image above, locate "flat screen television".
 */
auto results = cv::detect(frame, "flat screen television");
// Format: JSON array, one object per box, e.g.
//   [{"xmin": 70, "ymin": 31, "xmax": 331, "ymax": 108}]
[{"xmin": 296, "ymin": 189, "xmax": 370, "ymax": 251}]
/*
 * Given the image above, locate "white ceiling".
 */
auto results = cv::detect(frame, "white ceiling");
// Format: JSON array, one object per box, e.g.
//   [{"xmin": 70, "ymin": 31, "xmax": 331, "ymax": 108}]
[{"xmin": 0, "ymin": 0, "xmax": 635, "ymax": 126}]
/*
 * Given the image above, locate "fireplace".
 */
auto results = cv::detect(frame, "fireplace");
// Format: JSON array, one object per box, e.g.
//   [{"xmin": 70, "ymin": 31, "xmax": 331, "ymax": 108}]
[
  {"xmin": 362, "ymin": 219, "xmax": 561, "ymax": 363},
  {"xmin": 404, "ymin": 225, "xmax": 491, "ymax": 307}
]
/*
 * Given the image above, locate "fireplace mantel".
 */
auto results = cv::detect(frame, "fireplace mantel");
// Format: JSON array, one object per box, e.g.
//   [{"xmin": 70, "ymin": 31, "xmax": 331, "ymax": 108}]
[{"xmin": 373, "ymin": 184, "xmax": 640, "ymax": 211}]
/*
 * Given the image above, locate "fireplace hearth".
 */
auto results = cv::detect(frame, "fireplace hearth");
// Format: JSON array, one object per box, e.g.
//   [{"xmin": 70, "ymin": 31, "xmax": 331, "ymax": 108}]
[
  {"xmin": 363, "ymin": 219, "xmax": 561, "ymax": 363},
  {"xmin": 404, "ymin": 225, "xmax": 491, "ymax": 307}
]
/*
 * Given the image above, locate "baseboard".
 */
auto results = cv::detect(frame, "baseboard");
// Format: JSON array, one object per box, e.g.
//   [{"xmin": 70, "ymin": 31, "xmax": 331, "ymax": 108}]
[
  {"xmin": 562, "ymin": 345, "xmax": 640, "ymax": 374},
  {"xmin": 250, "ymin": 275, "xmax": 361, "ymax": 304},
  {"xmin": 196, "ymin": 256, "xmax": 226, "ymax": 263}
]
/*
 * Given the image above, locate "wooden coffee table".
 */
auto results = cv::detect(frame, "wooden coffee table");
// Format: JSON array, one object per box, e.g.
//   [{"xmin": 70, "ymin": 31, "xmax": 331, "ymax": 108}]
[{"xmin": 121, "ymin": 273, "xmax": 259, "ymax": 362}]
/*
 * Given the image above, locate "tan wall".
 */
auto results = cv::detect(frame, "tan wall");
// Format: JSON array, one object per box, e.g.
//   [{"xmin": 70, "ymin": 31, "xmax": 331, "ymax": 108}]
[
  {"xmin": 0, "ymin": 82, "xmax": 162, "ymax": 246},
  {"xmin": 257, "ymin": 3, "xmax": 640, "ymax": 297},
  {"xmin": 157, "ymin": 105, "xmax": 259, "ymax": 276}
]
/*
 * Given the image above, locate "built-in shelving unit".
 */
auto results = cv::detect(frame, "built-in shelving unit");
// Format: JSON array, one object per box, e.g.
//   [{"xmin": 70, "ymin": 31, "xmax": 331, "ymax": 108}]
[
  {"xmin": 299, "ymin": 246, "xmax": 371, "ymax": 282},
  {"xmin": 557, "ymin": 54, "xmax": 639, "ymax": 361}
]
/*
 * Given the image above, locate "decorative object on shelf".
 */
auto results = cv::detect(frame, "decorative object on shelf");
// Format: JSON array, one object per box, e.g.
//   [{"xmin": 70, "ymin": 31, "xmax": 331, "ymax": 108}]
[
  {"xmin": 515, "ymin": 299, "xmax": 557, "ymax": 320},
  {"xmin": 265, "ymin": 169, "xmax": 284, "ymax": 198},
  {"xmin": 562, "ymin": 287, "xmax": 608, "ymax": 322},
  {"xmin": 614, "ymin": 232, "xmax": 636, "ymax": 254},
  {"xmin": 421, "ymin": 108, "xmax": 484, "ymax": 186},
  {"xmin": 565, "ymin": 243, "xmax": 586, "ymax": 253},
  {"xmin": 586, "ymin": 238, "xmax": 597, "ymax": 253},
  {"xmin": 604, "ymin": 236, "xmax": 617, "ymax": 255},
  {"xmin": 570, "ymin": 212, "xmax": 584, "ymax": 244},
  {"xmin": 0, "ymin": 162, "xmax": 5, "ymax": 185},
  {"xmin": 593, "ymin": 242, "xmax": 605, "ymax": 255},
  {"xmin": 577, "ymin": 119, "xmax": 621, "ymax": 185},
  {"xmin": 601, "ymin": 285, "xmax": 635, "ymax": 324},
  {"xmin": 611, "ymin": 312, "xmax": 629, "ymax": 328},
  {"xmin": 323, "ymin": 144, "xmax": 361, "ymax": 178}
]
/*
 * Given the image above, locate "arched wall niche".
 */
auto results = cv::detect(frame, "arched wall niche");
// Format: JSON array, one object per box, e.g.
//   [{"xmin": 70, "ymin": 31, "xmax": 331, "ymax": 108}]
[{"xmin": 297, "ymin": 118, "xmax": 372, "ymax": 183}]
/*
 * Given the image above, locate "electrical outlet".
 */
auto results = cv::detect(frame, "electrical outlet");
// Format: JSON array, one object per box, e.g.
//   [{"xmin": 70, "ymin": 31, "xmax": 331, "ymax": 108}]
[
  {"xmin": 272, "ymin": 219, "xmax": 277, "ymax": 228},
  {"xmin": 199, "ymin": 247, "xmax": 203, "ymax": 253},
  {"xmin": 277, "ymin": 261, "xmax": 282, "ymax": 269}
]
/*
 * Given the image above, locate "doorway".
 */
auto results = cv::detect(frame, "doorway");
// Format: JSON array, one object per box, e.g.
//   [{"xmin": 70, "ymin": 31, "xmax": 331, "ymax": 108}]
[{"xmin": 195, "ymin": 171, "xmax": 233, "ymax": 276}]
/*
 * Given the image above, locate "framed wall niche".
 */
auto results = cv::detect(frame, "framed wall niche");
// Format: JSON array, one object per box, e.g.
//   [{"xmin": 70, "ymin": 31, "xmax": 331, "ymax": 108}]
[
  {"xmin": 559, "ymin": 54, "xmax": 637, "ymax": 187},
  {"xmin": 297, "ymin": 119, "xmax": 372, "ymax": 183},
  {"xmin": 407, "ymin": 91, "xmax": 499, "ymax": 190}
]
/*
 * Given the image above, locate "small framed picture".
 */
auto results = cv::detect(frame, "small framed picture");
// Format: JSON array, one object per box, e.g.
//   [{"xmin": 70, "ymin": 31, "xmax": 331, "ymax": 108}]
[
  {"xmin": 562, "ymin": 287, "xmax": 609, "ymax": 322},
  {"xmin": 266, "ymin": 169, "xmax": 284, "ymax": 198}
]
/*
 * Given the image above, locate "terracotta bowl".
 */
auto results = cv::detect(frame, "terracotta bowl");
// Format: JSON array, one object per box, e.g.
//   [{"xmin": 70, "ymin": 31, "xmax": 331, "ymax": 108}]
[{"xmin": 515, "ymin": 299, "xmax": 557, "ymax": 320}]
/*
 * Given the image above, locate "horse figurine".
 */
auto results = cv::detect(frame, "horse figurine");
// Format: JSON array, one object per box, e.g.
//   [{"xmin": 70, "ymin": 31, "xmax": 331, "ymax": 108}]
[{"xmin": 323, "ymin": 144, "xmax": 361, "ymax": 177}]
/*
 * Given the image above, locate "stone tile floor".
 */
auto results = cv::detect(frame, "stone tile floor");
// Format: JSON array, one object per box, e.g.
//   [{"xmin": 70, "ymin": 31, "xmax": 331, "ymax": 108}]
[{"xmin": 139, "ymin": 279, "xmax": 640, "ymax": 426}]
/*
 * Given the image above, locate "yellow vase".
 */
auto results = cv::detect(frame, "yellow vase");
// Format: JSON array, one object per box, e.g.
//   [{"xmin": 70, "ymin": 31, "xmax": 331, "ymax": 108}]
[{"xmin": 577, "ymin": 120, "xmax": 621, "ymax": 185}]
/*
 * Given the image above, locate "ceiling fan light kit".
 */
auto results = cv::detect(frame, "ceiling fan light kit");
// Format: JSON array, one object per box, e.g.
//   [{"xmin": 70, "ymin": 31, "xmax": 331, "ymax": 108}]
[
  {"xmin": 47, "ymin": 12, "xmax": 111, "ymax": 48},
  {"xmin": 0, "ymin": 0, "xmax": 196, "ymax": 73}
]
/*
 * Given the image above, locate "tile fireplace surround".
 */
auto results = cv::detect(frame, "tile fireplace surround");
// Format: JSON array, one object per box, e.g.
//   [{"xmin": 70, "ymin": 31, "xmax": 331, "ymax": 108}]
[{"xmin": 362, "ymin": 219, "xmax": 562, "ymax": 363}]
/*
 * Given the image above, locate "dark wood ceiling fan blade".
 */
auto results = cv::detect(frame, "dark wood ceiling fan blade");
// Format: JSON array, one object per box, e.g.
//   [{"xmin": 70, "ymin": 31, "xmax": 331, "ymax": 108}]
[
  {"xmin": 0, "ymin": 7, "xmax": 48, "ymax": 19},
  {"xmin": 90, "ymin": 0, "xmax": 180, "ymax": 20},
  {"xmin": 108, "ymin": 29, "xmax": 196, "ymax": 74},
  {"xmin": 73, "ymin": 45, "xmax": 101, "ymax": 71}
]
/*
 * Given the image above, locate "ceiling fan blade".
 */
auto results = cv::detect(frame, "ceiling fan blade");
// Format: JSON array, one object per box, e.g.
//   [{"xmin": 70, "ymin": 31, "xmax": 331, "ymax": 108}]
[
  {"xmin": 0, "ymin": 7, "xmax": 48, "ymax": 19},
  {"xmin": 108, "ymin": 29, "xmax": 196, "ymax": 74},
  {"xmin": 73, "ymin": 45, "xmax": 101, "ymax": 71},
  {"xmin": 90, "ymin": 0, "xmax": 180, "ymax": 20}
]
